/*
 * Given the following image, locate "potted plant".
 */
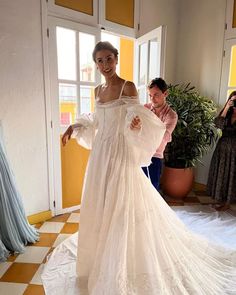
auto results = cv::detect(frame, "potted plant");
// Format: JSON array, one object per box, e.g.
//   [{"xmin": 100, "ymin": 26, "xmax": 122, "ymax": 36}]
[{"xmin": 161, "ymin": 83, "xmax": 219, "ymax": 199}]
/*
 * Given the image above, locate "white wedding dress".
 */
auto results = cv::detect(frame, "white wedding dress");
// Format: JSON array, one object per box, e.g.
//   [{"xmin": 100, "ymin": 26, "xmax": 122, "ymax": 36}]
[{"xmin": 42, "ymin": 87, "xmax": 236, "ymax": 295}]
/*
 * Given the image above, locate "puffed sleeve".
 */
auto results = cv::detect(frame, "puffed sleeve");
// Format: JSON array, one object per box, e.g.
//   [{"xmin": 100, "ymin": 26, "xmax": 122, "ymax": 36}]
[
  {"xmin": 72, "ymin": 113, "xmax": 98, "ymax": 150},
  {"xmin": 124, "ymin": 104, "xmax": 166, "ymax": 166}
]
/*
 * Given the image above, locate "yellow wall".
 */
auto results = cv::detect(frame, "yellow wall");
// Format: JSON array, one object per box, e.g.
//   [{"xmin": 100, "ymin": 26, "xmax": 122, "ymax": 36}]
[
  {"xmin": 229, "ymin": 45, "xmax": 236, "ymax": 87},
  {"xmin": 55, "ymin": 0, "xmax": 93, "ymax": 15},
  {"xmin": 120, "ymin": 38, "xmax": 134, "ymax": 81},
  {"xmin": 27, "ymin": 210, "xmax": 52, "ymax": 225},
  {"xmin": 233, "ymin": 0, "xmax": 236, "ymax": 28},
  {"xmin": 106, "ymin": 0, "xmax": 134, "ymax": 28},
  {"xmin": 61, "ymin": 138, "xmax": 90, "ymax": 208}
]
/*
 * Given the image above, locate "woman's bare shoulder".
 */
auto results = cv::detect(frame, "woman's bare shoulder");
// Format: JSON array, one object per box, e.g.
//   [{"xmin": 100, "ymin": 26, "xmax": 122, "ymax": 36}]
[
  {"xmin": 94, "ymin": 85, "xmax": 101, "ymax": 97},
  {"xmin": 123, "ymin": 81, "xmax": 138, "ymax": 98}
]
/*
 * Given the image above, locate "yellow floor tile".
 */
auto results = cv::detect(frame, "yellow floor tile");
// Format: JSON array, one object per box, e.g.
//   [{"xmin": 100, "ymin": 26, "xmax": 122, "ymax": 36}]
[
  {"xmin": 61, "ymin": 223, "xmax": 79, "ymax": 234},
  {"xmin": 32, "ymin": 233, "xmax": 58, "ymax": 247},
  {"xmin": 0, "ymin": 263, "xmax": 40, "ymax": 284},
  {"xmin": 48, "ymin": 213, "xmax": 70, "ymax": 222},
  {"xmin": 43, "ymin": 248, "xmax": 55, "ymax": 264},
  {"xmin": 7, "ymin": 254, "xmax": 19, "ymax": 262},
  {"xmin": 23, "ymin": 284, "xmax": 45, "ymax": 295},
  {"xmin": 73, "ymin": 209, "xmax": 80, "ymax": 213},
  {"xmin": 34, "ymin": 223, "xmax": 43, "ymax": 229}
]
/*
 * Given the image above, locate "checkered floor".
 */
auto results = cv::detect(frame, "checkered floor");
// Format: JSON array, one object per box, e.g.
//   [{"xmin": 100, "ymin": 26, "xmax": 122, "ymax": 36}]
[{"xmin": 0, "ymin": 192, "xmax": 235, "ymax": 295}]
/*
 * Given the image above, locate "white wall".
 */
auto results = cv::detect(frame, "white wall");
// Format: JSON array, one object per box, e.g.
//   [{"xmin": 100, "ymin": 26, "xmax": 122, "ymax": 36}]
[
  {"xmin": 139, "ymin": 0, "xmax": 227, "ymax": 185},
  {"xmin": 138, "ymin": 0, "xmax": 179, "ymax": 83},
  {"xmin": 0, "ymin": 0, "xmax": 49, "ymax": 214},
  {"xmin": 175, "ymin": 0, "xmax": 226, "ymax": 184}
]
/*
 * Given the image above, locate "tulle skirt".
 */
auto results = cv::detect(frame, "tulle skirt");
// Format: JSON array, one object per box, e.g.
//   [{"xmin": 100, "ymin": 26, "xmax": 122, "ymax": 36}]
[
  {"xmin": 0, "ymin": 134, "xmax": 39, "ymax": 261},
  {"xmin": 42, "ymin": 132, "xmax": 236, "ymax": 294}
]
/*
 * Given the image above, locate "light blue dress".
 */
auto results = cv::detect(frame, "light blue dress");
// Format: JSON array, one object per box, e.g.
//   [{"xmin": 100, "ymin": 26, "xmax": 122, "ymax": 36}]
[{"xmin": 0, "ymin": 129, "xmax": 39, "ymax": 262}]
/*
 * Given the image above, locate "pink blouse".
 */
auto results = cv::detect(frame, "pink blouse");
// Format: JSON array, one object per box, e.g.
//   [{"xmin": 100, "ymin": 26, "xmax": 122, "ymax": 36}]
[{"xmin": 144, "ymin": 103, "xmax": 178, "ymax": 159}]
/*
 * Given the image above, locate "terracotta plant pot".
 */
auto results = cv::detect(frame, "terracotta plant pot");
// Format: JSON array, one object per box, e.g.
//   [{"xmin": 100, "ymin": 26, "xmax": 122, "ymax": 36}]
[{"xmin": 161, "ymin": 166, "xmax": 194, "ymax": 199}]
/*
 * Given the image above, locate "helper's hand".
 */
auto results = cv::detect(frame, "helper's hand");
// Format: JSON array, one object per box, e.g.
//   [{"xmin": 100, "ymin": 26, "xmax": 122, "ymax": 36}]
[{"xmin": 130, "ymin": 116, "xmax": 142, "ymax": 130}]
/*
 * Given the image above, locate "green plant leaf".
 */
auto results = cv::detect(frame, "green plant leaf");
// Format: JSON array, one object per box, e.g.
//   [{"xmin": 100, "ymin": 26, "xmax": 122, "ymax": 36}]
[{"xmin": 164, "ymin": 83, "xmax": 219, "ymax": 168}]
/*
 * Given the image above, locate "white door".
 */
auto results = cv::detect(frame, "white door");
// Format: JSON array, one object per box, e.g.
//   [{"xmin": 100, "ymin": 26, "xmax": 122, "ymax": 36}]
[
  {"xmin": 48, "ymin": 17, "xmax": 101, "ymax": 214},
  {"xmin": 134, "ymin": 26, "xmax": 166, "ymax": 104}
]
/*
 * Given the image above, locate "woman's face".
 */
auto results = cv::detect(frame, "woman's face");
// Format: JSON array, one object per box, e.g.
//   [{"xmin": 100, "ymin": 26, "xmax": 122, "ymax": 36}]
[{"xmin": 95, "ymin": 49, "xmax": 117, "ymax": 78}]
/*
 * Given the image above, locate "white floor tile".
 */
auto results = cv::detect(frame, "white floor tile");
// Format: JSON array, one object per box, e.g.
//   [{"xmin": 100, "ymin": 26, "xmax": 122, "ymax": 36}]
[
  {"xmin": 30, "ymin": 263, "xmax": 45, "ymax": 285},
  {"xmin": 0, "ymin": 282, "xmax": 27, "ymax": 295},
  {"xmin": 67, "ymin": 213, "xmax": 80, "ymax": 223},
  {"xmin": 38, "ymin": 222, "xmax": 65, "ymax": 233},
  {"xmin": 15, "ymin": 246, "xmax": 50, "ymax": 264},
  {"xmin": 53, "ymin": 234, "xmax": 72, "ymax": 248},
  {"xmin": 0, "ymin": 262, "xmax": 12, "ymax": 278}
]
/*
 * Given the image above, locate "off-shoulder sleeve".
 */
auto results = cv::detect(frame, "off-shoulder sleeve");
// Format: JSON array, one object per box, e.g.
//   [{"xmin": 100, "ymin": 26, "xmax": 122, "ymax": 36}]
[
  {"xmin": 72, "ymin": 113, "xmax": 98, "ymax": 150},
  {"xmin": 124, "ymin": 104, "xmax": 166, "ymax": 166}
]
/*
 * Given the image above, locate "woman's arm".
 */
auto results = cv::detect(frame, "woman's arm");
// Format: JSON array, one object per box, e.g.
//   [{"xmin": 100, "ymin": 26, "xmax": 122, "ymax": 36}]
[
  {"xmin": 215, "ymin": 98, "xmax": 234, "ymax": 129},
  {"xmin": 220, "ymin": 99, "xmax": 234, "ymax": 117}
]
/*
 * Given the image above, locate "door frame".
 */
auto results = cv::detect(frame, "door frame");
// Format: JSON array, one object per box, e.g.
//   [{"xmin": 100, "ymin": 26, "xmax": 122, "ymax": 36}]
[
  {"xmin": 47, "ymin": 16, "xmax": 101, "ymax": 215},
  {"xmin": 134, "ymin": 25, "xmax": 167, "ymax": 104}
]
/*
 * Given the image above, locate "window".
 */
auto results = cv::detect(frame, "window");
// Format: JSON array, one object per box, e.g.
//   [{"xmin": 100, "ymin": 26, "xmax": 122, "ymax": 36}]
[
  {"xmin": 56, "ymin": 27, "xmax": 97, "ymax": 126},
  {"xmin": 135, "ymin": 26, "xmax": 166, "ymax": 104}
]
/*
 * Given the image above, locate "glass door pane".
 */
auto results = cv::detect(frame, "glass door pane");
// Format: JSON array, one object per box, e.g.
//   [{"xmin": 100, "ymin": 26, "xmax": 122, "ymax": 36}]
[
  {"xmin": 138, "ymin": 42, "xmax": 148, "ymax": 85},
  {"xmin": 57, "ymin": 27, "xmax": 77, "ymax": 81},
  {"xmin": 135, "ymin": 26, "xmax": 165, "ymax": 104},
  {"xmin": 79, "ymin": 33, "xmax": 96, "ymax": 82},
  {"xmin": 56, "ymin": 27, "xmax": 99, "ymax": 128},
  {"xmin": 59, "ymin": 83, "xmax": 77, "ymax": 126},
  {"xmin": 149, "ymin": 38, "xmax": 160, "ymax": 80},
  {"xmin": 80, "ymin": 86, "xmax": 95, "ymax": 113},
  {"xmin": 138, "ymin": 86, "xmax": 147, "ymax": 105}
]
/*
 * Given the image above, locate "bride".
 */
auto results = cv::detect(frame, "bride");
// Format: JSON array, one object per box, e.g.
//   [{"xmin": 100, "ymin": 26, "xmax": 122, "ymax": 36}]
[{"xmin": 42, "ymin": 41, "xmax": 236, "ymax": 295}]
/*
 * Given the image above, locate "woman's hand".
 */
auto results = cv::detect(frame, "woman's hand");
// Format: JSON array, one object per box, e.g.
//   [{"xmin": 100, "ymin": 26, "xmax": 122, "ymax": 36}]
[
  {"xmin": 221, "ymin": 95, "xmax": 236, "ymax": 117},
  {"xmin": 62, "ymin": 125, "xmax": 73, "ymax": 146},
  {"xmin": 130, "ymin": 116, "xmax": 142, "ymax": 130},
  {"xmin": 226, "ymin": 98, "xmax": 235, "ymax": 109}
]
